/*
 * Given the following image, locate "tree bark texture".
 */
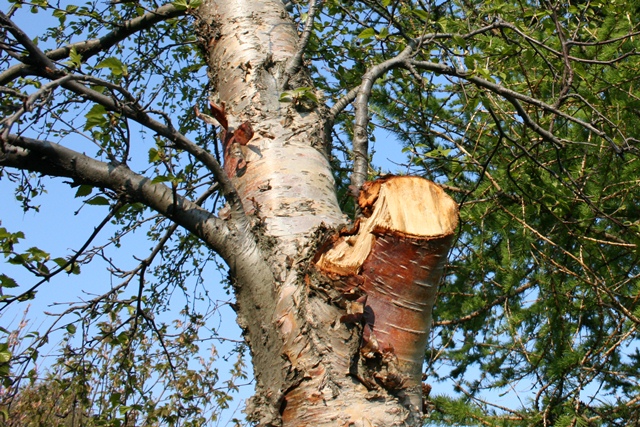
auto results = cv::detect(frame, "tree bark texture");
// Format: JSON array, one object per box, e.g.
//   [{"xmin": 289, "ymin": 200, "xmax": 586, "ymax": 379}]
[{"xmin": 194, "ymin": 2, "xmax": 458, "ymax": 425}]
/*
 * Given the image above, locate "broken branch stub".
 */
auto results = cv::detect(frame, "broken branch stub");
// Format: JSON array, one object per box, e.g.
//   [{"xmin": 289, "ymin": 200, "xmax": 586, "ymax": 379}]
[{"xmin": 316, "ymin": 176, "xmax": 458, "ymax": 383}]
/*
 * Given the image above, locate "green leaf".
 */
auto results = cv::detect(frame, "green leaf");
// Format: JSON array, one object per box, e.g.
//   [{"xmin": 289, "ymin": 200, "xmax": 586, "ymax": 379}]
[
  {"xmin": 84, "ymin": 104, "xmax": 108, "ymax": 131},
  {"xmin": 172, "ymin": 0, "xmax": 201, "ymax": 10},
  {"xmin": 66, "ymin": 324, "xmax": 77, "ymax": 334},
  {"xmin": 412, "ymin": 9, "xmax": 430, "ymax": 21},
  {"xmin": 66, "ymin": 46, "xmax": 82, "ymax": 69},
  {"xmin": 357, "ymin": 28, "xmax": 376, "ymax": 39},
  {"xmin": 151, "ymin": 175, "xmax": 171, "ymax": 184},
  {"xmin": 27, "ymin": 247, "xmax": 49, "ymax": 260},
  {"xmin": 452, "ymin": 35, "xmax": 466, "ymax": 47},
  {"xmin": 171, "ymin": 0, "xmax": 187, "ymax": 10},
  {"xmin": 52, "ymin": 9, "xmax": 67, "ymax": 25},
  {"xmin": 74, "ymin": 185, "xmax": 93, "ymax": 197},
  {"xmin": 95, "ymin": 57, "xmax": 128, "ymax": 77},
  {"xmin": 0, "ymin": 274, "xmax": 18, "ymax": 289},
  {"xmin": 52, "ymin": 257, "xmax": 78, "ymax": 274},
  {"xmin": 476, "ymin": 68, "xmax": 495, "ymax": 82},
  {"xmin": 148, "ymin": 148, "xmax": 161, "ymax": 163},
  {"xmin": 8, "ymin": 254, "xmax": 27, "ymax": 265},
  {"xmin": 293, "ymin": 87, "xmax": 318, "ymax": 103},
  {"xmin": 424, "ymin": 148, "xmax": 452, "ymax": 158},
  {"xmin": 86, "ymin": 196, "xmax": 110, "ymax": 206},
  {"xmin": 279, "ymin": 92, "xmax": 293, "ymax": 103}
]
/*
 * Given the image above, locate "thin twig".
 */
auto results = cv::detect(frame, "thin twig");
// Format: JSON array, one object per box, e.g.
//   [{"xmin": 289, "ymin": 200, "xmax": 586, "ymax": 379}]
[{"xmin": 0, "ymin": 200, "xmax": 124, "ymax": 310}]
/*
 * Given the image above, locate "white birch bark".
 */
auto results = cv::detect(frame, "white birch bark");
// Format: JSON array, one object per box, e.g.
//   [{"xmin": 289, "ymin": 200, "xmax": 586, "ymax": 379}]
[{"xmin": 192, "ymin": 2, "xmax": 460, "ymax": 426}]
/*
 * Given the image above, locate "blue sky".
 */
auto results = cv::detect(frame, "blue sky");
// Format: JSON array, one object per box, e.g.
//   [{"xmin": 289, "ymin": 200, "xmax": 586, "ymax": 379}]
[
  {"xmin": 0, "ymin": 1, "xmax": 542, "ymax": 424},
  {"xmin": 0, "ymin": 1, "xmax": 254, "ymax": 422}
]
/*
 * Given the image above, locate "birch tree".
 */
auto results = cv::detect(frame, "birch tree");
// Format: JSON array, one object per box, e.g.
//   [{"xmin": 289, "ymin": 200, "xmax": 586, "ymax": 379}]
[{"xmin": 1, "ymin": 0, "xmax": 640, "ymax": 426}]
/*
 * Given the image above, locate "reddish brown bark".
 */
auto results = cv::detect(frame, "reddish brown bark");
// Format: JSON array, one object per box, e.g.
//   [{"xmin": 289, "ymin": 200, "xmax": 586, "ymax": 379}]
[{"xmin": 317, "ymin": 177, "xmax": 458, "ymax": 416}]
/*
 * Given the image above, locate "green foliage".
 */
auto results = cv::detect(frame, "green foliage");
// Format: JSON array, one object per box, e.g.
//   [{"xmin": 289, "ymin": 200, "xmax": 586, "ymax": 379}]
[
  {"xmin": 94, "ymin": 57, "xmax": 128, "ymax": 77},
  {"xmin": 0, "ymin": 0, "xmax": 239, "ymax": 425},
  {"xmin": 65, "ymin": 47, "xmax": 83, "ymax": 69},
  {"xmin": 172, "ymin": 0, "xmax": 202, "ymax": 11},
  {"xmin": 2, "ymin": 0, "xmax": 640, "ymax": 425},
  {"xmin": 308, "ymin": 0, "xmax": 640, "ymax": 424},
  {"xmin": 279, "ymin": 86, "xmax": 319, "ymax": 111}
]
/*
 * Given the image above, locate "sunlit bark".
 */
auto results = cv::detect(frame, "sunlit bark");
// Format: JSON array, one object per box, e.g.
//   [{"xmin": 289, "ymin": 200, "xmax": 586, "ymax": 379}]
[{"xmin": 191, "ymin": 1, "xmax": 460, "ymax": 425}]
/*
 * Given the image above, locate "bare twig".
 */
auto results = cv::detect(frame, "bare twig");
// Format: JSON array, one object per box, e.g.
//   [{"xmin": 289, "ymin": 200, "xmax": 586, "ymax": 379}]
[{"xmin": 0, "ymin": 200, "xmax": 123, "ymax": 309}]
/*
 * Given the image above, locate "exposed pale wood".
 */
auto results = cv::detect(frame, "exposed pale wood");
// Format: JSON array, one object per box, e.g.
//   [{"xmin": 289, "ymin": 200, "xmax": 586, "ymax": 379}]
[
  {"xmin": 316, "ymin": 176, "xmax": 458, "ymax": 276},
  {"xmin": 313, "ymin": 176, "xmax": 458, "ymax": 415}
]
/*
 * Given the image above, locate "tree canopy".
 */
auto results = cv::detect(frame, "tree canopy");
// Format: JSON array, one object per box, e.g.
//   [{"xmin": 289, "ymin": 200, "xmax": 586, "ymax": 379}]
[{"xmin": 1, "ymin": 0, "xmax": 640, "ymax": 425}]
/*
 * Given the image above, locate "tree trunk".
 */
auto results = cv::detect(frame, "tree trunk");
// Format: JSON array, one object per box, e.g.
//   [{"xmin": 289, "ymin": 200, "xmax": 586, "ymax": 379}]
[{"xmin": 194, "ymin": 1, "xmax": 458, "ymax": 425}]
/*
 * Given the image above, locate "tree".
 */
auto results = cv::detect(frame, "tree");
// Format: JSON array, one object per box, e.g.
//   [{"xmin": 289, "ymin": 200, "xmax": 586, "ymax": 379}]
[{"xmin": 1, "ymin": 0, "xmax": 640, "ymax": 425}]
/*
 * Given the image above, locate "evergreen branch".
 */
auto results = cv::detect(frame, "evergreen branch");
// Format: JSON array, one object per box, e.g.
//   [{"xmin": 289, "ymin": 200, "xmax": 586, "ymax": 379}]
[
  {"xmin": 434, "ymin": 279, "xmax": 536, "ymax": 327},
  {"xmin": 409, "ymin": 59, "xmax": 625, "ymax": 155},
  {"xmin": 497, "ymin": 17, "xmax": 640, "ymax": 66}
]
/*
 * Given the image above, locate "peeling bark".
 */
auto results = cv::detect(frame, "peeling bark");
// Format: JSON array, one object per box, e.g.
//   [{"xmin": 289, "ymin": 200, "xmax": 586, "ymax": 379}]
[
  {"xmin": 196, "ymin": 0, "xmax": 343, "ymax": 245},
  {"xmin": 194, "ymin": 2, "xmax": 458, "ymax": 425},
  {"xmin": 281, "ymin": 176, "xmax": 459, "ymax": 426},
  {"xmin": 195, "ymin": 1, "xmax": 347, "ymax": 424}
]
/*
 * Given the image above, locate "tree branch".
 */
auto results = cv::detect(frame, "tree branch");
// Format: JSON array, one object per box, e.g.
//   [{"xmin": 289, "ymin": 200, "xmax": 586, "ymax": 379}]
[
  {"xmin": 0, "ymin": 11, "xmax": 250, "ymax": 225},
  {"xmin": 409, "ymin": 59, "xmax": 624, "ymax": 154},
  {"xmin": 326, "ymin": 21, "xmax": 521, "ymax": 197},
  {"xmin": 281, "ymin": 0, "xmax": 320, "ymax": 89},
  {"xmin": 328, "ymin": 21, "xmax": 508, "ymax": 122},
  {"xmin": 0, "ymin": 135, "xmax": 251, "ymax": 267},
  {"xmin": 0, "ymin": 4, "xmax": 185, "ymax": 85},
  {"xmin": 350, "ymin": 43, "xmax": 416, "ymax": 195}
]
